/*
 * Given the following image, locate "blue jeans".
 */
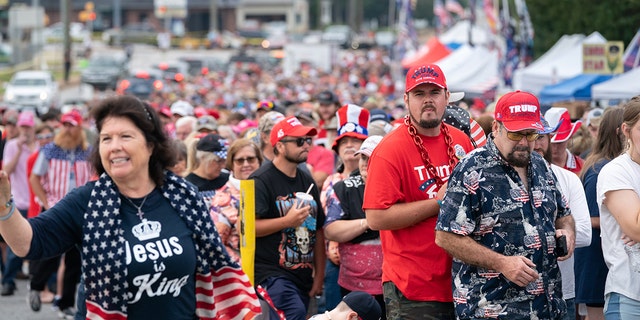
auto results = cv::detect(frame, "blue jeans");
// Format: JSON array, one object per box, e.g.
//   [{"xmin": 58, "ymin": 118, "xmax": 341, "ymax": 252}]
[
  {"xmin": 260, "ymin": 276, "xmax": 309, "ymax": 320},
  {"xmin": 605, "ymin": 292, "xmax": 640, "ymax": 320},
  {"xmin": 1, "ymin": 208, "xmax": 27, "ymax": 287},
  {"xmin": 562, "ymin": 298, "xmax": 576, "ymax": 320},
  {"xmin": 323, "ymin": 260, "xmax": 341, "ymax": 311},
  {"xmin": 75, "ymin": 276, "xmax": 86, "ymax": 320}
]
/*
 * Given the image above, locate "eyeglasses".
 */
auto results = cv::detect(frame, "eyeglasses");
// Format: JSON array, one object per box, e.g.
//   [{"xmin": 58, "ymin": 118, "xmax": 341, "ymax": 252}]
[
  {"xmin": 233, "ymin": 156, "xmax": 258, "ymax": 165},
  {"xmin": 36, "ymin": 133, "xmax": 54, "ymax": 140},
  {"xmin": 506, "ymin": 131, "xmax": 540, "ymax": 142},
  {"xmin": 280, "ymin": 137, "xmax": 313, "ymax": 147},
  {"xmin": 499, "ymin": 122, "xmax": 539, "ymax": 142}
]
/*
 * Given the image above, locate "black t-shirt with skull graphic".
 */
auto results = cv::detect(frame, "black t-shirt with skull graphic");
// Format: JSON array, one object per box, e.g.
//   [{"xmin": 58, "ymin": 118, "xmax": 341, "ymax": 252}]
[{"xmin": 250, "ymin": 161, "xmax": 325, "ymax": 294}]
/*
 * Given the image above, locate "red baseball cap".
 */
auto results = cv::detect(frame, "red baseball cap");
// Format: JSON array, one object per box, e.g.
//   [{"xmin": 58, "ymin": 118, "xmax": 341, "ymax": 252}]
[
  {"xmin": 494, "ymin": 91, "xmax": 544, "ymax": 132},
  {"xmin": 61, "ymin": 110, "xmax": 83, "ymax": 126},
  {"xmin": 405, "ymin": 64, "xmax": 447, "ymax": 93},
  {"xmin": 270, "ymin": 116, "xmax": 318, "ymax": 146}
]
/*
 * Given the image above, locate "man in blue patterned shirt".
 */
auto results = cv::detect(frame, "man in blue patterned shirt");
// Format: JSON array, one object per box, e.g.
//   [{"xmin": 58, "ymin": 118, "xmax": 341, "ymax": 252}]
[{"xmin": 435, "ymin": 91, "xmax": 576, "ymax": 320}]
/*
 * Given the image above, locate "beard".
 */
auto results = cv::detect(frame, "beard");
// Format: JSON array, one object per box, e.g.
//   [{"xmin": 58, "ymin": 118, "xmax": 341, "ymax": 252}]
[
  {"xmin": 284, "ymin": 150, "xmax": 308, "ymax": 164},
  {"xmin": 54, "ymin": 128, "xmax": 86, "ymax": 150},
  {"xmin": 537, "ymin": 146, "xmax": 553, "ymax": 163},
  {"xmin": 409, "ymin": 104, "xmax": 442, "ymax": 129},
  {"xmin": 506, "ymin": 145, "xmax": 531, "ymax": 167}
]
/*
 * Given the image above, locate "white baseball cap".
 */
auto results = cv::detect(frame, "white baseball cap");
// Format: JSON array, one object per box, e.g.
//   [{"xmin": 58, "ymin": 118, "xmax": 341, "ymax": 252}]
[{"xmin": 354, "ymin": 135, "xmax": 383, "ymax": 157}]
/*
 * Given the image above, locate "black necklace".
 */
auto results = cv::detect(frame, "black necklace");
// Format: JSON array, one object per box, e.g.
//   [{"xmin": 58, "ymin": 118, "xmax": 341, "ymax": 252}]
[{"xmin": 124, "ymin": 194, "xmax": 149, "ymax": 221}]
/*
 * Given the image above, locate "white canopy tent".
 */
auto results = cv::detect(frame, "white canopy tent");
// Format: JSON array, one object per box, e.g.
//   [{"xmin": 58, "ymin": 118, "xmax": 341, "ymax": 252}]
[
  {"xmin": 439, "ymin": 20, "xmax": 494, "ymax": 47},
  {"xmin": 435, "ymin": 44, "xmax": 499, "ymax": 96},
  {"xmin": 512, "ymin": 32, "xmax": 606, "ymax": 95},
  {"xmin": 591, "ymin": 67, "xmax": 640, "ymax": 100}
]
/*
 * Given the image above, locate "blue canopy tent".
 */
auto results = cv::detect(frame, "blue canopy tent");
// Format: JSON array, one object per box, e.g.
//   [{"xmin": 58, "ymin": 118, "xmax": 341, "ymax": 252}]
[{"xmin": 538, "ymin": 74, "xmax": 613, "ymax": 105}]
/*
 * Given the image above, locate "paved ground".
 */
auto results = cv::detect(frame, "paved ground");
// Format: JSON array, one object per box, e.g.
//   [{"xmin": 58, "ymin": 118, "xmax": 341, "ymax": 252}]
[{"xmin": 0, "ymin": 276, "xmax": 63, "ymax": 320}]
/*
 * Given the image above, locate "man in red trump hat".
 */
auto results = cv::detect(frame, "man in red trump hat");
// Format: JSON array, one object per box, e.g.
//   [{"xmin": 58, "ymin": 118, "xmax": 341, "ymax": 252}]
[
  {"xmin": 363, "ymin": 64, "xmax": 474, "ymax": 319},
  {"xmin": 544, "ymin": 107, "xmax": 584, "ymax": 175},
  {"xmin": 250, "ymin": 116, "xmax": 326, "ymax": 320},
  {"xmin": 436, "ymin": 90, "xmax": 575, "ymax": 319}
]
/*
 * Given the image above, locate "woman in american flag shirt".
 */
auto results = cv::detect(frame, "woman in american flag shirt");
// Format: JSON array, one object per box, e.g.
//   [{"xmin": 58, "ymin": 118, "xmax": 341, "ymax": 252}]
[{"xmin": 0, "ymin": 95, "xmax": 261, "ymax": 320}]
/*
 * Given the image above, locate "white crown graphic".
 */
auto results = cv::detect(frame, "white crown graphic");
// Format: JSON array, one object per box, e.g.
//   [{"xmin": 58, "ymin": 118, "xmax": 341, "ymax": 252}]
[{"xmin": 132, "ymin": 219, "xmax": 161, "ymax": 241}]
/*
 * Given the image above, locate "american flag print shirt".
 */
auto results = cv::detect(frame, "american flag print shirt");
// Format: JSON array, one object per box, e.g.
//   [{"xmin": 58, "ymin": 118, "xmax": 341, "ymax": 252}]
[{"xmin": 436, "ymin": 137, "xmax": 570, "ymax": 319}]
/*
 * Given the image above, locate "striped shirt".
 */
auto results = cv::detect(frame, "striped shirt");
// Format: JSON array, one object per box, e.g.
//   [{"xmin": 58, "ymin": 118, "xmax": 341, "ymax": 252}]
[{"xmin": 32, "ymin": 142, "xmax": 92, "ymax": 206}]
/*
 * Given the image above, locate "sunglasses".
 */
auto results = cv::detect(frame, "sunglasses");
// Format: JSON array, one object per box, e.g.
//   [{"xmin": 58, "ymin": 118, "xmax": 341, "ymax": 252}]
[
  {"xmin": 36, "ymin": 133, "xmax": 54, "ymax": 140},
  {"xmin": 233, "ymin": 156, "xmax": 258, "ymax": 165},
  {"xmin": 280, "ymin": 137, "xmax": 313, "ymax": 147},
  {"xmin": 506, "ymin": 131, "xmax": 540, "ymax": 142},
  {"xmin": 257, "ymin": 101, "xmax": 275, "ymax": 110}
]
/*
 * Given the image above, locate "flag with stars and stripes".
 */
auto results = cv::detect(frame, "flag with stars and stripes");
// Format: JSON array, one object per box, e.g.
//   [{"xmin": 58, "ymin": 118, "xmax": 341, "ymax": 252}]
[{"xmin": 83, "ymin": 171, "xmax": 261, "ymax": 319}]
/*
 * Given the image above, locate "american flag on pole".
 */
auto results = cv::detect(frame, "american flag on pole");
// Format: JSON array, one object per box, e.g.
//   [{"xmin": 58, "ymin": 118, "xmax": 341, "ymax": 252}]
[
  {"xmin": 446, "ymin": 0, "xmax": 465, "ymax": 17},
  {"xmin": 395, "ymin": 0, "xmax": 418, "ymax": 60},
  {"xmin": 500, "ymin": 0, "xmax": 519, "ymax": 87},
  {"xmin": 515, "ymin": 0, "xmax": 534, "ymax": 66},
  {"xmin": 434, "ymin": 0, "xmax": 452, "ymax": 30},
  {"xmin": 483, "ymin": 0, "xmax": 498, "ymax": 34},
  {"xmin": 624, "ymin": 28, "xmax": 640, "ymax": 71}
]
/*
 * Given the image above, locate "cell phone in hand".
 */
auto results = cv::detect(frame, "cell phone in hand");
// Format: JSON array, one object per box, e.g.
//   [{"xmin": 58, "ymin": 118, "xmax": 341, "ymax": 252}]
[{"xmin": 555, "ymin": 235, "xmax": 568, "ymax": 257}]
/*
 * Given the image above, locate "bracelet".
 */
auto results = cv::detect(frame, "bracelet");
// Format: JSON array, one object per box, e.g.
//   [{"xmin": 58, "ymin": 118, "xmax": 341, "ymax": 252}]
[
  {"xmin": 437, "ymin": 199, "xmax": 443, "ymax": 207},
  {"xmin": 0, "ymin": 199, "xmax": 15, "ymax": 221}
]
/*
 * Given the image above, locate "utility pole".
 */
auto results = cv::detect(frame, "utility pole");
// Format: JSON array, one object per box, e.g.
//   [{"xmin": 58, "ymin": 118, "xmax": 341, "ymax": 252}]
[
  {"xmin": 209, "ymin": 0, "xmax": 217, "ymax": 32},
  {"xmin": 114, "ymin": 0, "xmax": 121, "ymax": 46},
  {"xmin": 388, "ymin": 0, "xmax": 395, "ymax": 28},
  {"xmin": 61, "ymin": 0, "xmax": 70, "ymax": 82}
]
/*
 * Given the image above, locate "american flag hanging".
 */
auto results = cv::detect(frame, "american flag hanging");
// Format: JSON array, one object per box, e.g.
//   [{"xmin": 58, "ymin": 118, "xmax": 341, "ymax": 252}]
[
  {"xmin": 624, "ymin": 28, "xmax": 640, "ymax": 71},
  {"xmin": 446, "ymin": 0, "xmax": 466, "ymax": 17},
  {"xmin": 434, "ymin": 0, "xmax": 452, "ymax": 30}
]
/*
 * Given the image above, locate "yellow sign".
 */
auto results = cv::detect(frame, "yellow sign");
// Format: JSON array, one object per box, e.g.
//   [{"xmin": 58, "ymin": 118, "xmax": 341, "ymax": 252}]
[
  {"xmin": 239, "ymin": 180, "xmax": 256, "ymax": 285},
  {"xmin": 583, "ymin": 41, "xmax": 625, "ymax": 74}
]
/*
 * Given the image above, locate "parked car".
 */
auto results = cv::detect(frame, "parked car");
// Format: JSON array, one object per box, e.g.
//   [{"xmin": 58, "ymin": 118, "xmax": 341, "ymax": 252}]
[
  {"xmin": 102, "ymin": 23, "xmax": 157, "ymax": 46},
  {"xmin": 179, "ymin": 56, "xmax": 226, "ymax": 76},
  {"xmin": 321, "ymin": 25, "xmax": 356, "ymax": 49},
  {"xmin": 43, "ymin": 22, "xmax": 89, "ymax": 43},
  {"xmin": 2, "ymin": 70, "xmax": 59, "ymax": 115},
  {"xmin": 151, "ymin": 60, "xmax": 189, "ymax": 83},
  {"xmin": 238, "ymin": 29, "xmax": 267, "ymax": 47},
  {"xmin": 81, "ymin": 54, "xmax": 129, "ymax": 90},
  {"xmin": 116, "ymin": 69, "xmax": 164, "ymax": 100}
]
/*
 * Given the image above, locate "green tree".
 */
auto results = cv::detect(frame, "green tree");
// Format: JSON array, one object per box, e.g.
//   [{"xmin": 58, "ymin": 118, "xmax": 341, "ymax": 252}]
[{"xmin": 518, "ymin": 0, "xmax": 640, "ymax": 58}]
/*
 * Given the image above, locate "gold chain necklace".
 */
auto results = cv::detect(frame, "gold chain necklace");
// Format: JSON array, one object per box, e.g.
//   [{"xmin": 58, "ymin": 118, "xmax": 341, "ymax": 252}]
[{"xmin": 404, "ymin": 115, "xmax": 458, "ymax": 188}]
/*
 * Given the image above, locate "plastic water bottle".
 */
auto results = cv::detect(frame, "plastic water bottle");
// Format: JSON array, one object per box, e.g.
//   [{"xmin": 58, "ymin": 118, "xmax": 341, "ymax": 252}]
[{"xmin": 624, "ymin": 243, "xmax": 640, "ymax": 273}]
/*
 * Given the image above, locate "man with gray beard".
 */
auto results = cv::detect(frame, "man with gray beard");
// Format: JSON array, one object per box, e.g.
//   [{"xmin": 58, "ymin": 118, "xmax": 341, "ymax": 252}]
[
  {"xmin": 363, "ymin": 64, "xmax": 474, "ymax": 319},
  {"xmin": 435, "ymin": 91, "xmax": 576, "ymax": 320}
]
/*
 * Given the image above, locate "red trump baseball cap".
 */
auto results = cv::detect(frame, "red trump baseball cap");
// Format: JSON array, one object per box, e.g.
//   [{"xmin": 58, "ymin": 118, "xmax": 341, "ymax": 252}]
[
  {"xmin": 405, "ymin": 64, "xmax": 447, "ymax": 93},
  {"xmin": 494, "ymin": 91, "xmax": 544, "ymax": 132}
]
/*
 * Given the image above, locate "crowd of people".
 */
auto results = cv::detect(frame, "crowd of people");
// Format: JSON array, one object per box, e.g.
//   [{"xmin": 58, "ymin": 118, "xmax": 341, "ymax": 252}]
[{"xmin": 0, "ymin": 47, "xmax": 637, "ymax": 320}]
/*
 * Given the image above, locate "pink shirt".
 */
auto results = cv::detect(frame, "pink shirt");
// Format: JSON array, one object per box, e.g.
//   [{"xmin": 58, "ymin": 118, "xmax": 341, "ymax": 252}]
[{"xmin": 2, "ymin": 138, "xmax": 38, "ymax": 209}]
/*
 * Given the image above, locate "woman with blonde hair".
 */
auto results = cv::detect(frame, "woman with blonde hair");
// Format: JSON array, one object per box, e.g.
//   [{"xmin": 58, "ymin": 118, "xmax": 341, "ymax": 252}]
[{"xmin": 211, "ymin": 138, "xmax": 263, "ymax": 262}]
